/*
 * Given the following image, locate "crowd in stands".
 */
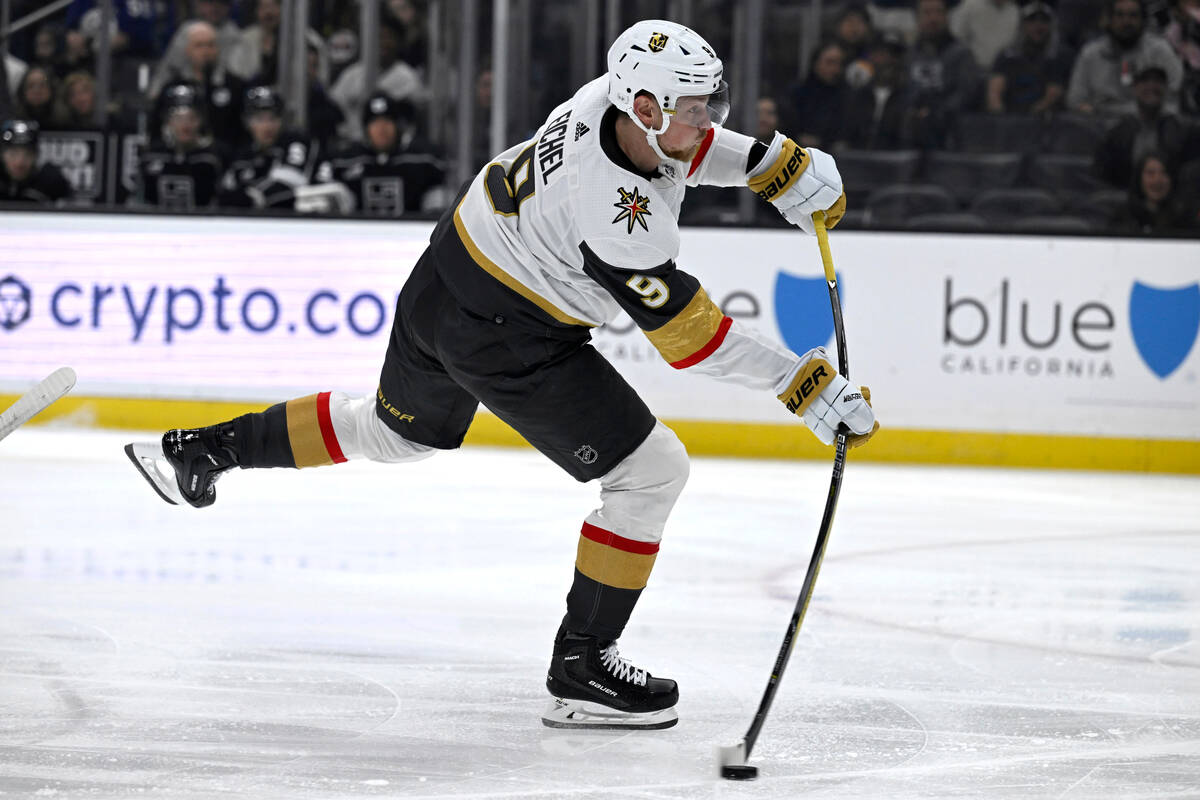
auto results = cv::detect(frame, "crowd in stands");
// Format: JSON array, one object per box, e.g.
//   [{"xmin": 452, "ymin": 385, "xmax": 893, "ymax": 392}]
[{"xmin": 1, "ymin": 0, "xmax": 1198, "ymax": 234}]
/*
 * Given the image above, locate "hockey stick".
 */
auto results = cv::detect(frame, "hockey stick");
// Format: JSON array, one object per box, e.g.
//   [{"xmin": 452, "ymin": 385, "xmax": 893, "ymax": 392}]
[
  {"xmin": 0, "ymin": 367, "xmax": 78, "ymax": 443},
  {"xmin": 719, "ymin": 212, "xmax": 849, "ymax": 780}
]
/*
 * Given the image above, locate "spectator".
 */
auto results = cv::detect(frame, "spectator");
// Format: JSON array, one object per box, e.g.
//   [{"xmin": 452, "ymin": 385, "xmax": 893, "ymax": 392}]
[
  {"xmin": 315, "ymin": 91, "xmax": 446, "ymax": 216},
  {"xmin": 756, "ymin": 96, "xmax": 781, "ymax": 141},
  {"xmin": 987, "ymin": 2, "xmax": 1076, "ymax": 113},
  {"xmin": 905, "ymin": 0, "xmax": 982, "ymax": 148},
  {"xmin": 218, "ymin": 85, "xmax": 319, "ymax": 209},
  {"xmin": 1115, "ymin": 151, "xmax": 1196, "ymax": 231},
  {"xmin": 1067, "ymin": 0, "xmax": 1184, "ymax": 115},
  {"xmin": 30, "ymin": 25, "xmax": 73, "ymax": 79},
  {"xmin": 842, "ymin": 31, "xmax": 912, "ymax": 149},
  {"xmin": 227, "ymin": 0, "xmax": 282, "ymax": 83},
  {"xmin": 385, "ymin": 0, "xmax": 429, "ymax": 70},
  {"xmin": 138, "ymin": 83, "xmax": 226, "ymax": 209},
  {"xmin": 832, "ymin": 5, "xmax": 877, "ymax": 88},
  {"xmin": 788, "ymin": 42, "xmax": 851, "ymax": 149},
  {"xmin": 152, "ymin": 0, "xmax": 242, "ymax": 96},
  {"xmin": 330, "ymin": 22, "xmax": 425, "ymax": 141},
  {"xmin": 15, "ymin": 66, "xmax": 58, "ymax": 129},
  {"xmin": 55, "ymin": 71, "xmax": 103, "ymax": 130},
  {"xmin": 1164, "ymin": 0, "xmax": 1200, "ymax": 113},
  {"xmin": 950, "ymin": 0, "xmax": 1019, "ymax": 70},
  {"xmin": 306, "ymin": 44, "xmax": 346, "ymax": 152},
  {"xmin": 1, "ymin": 119, "xmax": 73, "ymax": 205},
  {"xmin": 868, "ymin": 0, "xmax": 919, "ymax": 44},
  {"xmin": 152, "ymin": 22, "xmax": 247, "ymax": 148},
  {"xmin": 1094, "ymin": 65, "xmax": 1198, "ymax": 186},
  {"xmin": 65, "ymin": 0, "xmax": 175, "ymax": 62}
]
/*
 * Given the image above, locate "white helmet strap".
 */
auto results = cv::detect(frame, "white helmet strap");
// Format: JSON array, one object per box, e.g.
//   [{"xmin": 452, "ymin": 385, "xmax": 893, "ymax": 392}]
[{"xmin": 626, "ymin": 95, "xmax": 678, "ymax": 166}]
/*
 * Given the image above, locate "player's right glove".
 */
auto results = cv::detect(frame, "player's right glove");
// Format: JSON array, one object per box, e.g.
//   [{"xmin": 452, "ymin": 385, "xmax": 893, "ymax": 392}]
[
  {"xmin": 748, "ymin": 133, "xmax": 846, "ymax": 235},
  {"xmin": 777, "ymin": 348, "xmax": 878, "ymax": 448}
]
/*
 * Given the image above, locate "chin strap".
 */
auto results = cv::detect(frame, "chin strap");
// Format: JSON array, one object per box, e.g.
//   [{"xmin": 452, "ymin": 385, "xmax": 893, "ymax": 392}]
[{"xmin": 625, "ymin": 107, "xmax": 682, "ymax": 171}]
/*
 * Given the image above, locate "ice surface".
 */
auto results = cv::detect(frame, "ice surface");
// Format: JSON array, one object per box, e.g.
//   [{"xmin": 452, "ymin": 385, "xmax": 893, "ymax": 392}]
[{"xmin": 2, "ymin": 428, "xmax": 1198, "ymax": 799}]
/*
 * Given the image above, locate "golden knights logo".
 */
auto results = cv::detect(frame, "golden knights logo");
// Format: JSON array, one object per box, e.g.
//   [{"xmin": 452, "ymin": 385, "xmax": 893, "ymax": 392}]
[
  {"xmin": 612, "ymin": 186, "xmax": 652, "ymax": 233},
  {"xmin": 648, "ymin": 32, "xmax": 668, "ymax": 52}
]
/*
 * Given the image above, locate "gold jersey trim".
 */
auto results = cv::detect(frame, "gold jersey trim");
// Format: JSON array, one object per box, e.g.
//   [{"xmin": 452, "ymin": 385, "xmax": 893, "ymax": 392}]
[
  {"xmin": 642, "ymin": 287, "xmax": 727, "ymax": 364},
  {"xmin": 285, "ymin": 394, "xmax": 334, "ymax": 468}
]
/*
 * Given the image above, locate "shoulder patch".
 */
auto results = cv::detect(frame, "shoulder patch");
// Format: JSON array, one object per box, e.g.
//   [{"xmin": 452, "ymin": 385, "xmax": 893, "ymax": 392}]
[{"xmin": 612, "ymin": 186, "xmax": 652, "ymax": 234}]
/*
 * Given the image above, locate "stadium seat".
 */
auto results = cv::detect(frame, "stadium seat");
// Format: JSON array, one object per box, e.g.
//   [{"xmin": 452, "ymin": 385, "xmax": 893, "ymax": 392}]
[
  {"xmin": 1007, "ymin": 215, "xmax": 1096, "ymax": 234},
  {"xmin": 864, "ymin": 183, "xmax": 959, "ymax": 227},
  {"xmin": 923, "ymin": 151, "xmax": 1023, "ymax": 202},
  {"xmin": 1026, "ymin": 153, "xmax": 1106, "ymax": 195},
  {"xmin": 835, "ymin": 149, "xmax": 922, "ymax": 196},
  {"xmin": 905, "ymin": 212, "xmax": 990, "ymax": 232},
  {"xmin": 970, "ymin": 188, "xmax": 1062, "ymax": 223},
  {"xmin": 954, "ymin": 113, "xmax": 1042, "ymax": 154},
  {"xmin": 1041, "ymin": 112, "xmax": 1111, "ymax": 156},
  {"xmin": 1076, "ymin": 189, "xmax": 1128, "ymax": 226}
]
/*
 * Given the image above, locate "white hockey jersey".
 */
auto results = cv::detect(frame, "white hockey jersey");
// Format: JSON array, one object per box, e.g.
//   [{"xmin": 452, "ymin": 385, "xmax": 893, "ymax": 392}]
[{"xmin": 448, "ymin": 75, "xmax": 804, "ymax": 393}]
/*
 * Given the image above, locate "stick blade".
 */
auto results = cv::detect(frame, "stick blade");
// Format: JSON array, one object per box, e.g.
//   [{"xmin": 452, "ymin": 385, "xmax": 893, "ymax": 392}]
[
  {"xmin": 0, "ymin": 367, "xmax": 78, "ymax": 441},
  {"xmin": 717, "ymin": 741, "xmax": 757, "ymax": 780}
]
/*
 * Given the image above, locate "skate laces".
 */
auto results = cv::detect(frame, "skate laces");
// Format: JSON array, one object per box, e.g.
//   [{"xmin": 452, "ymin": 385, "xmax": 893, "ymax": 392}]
[{"xmin": 600, "ymin": 642, "xmax": 647, "ymax": 687}]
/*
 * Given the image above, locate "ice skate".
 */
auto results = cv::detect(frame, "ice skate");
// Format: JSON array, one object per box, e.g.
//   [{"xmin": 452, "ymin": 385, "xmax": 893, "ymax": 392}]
[
  {"xmin": 542, "ymin": 626, "xmax": 679, "ymax": 730},
  {"xmin": 124, "ymin": 425, "xmax": 238, "ymax": 508}
]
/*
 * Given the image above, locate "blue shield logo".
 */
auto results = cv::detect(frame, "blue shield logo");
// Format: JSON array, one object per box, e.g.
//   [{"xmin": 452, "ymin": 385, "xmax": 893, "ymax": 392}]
[
  {"xmin": 774, "ymin": 271, "xmax": 841, "ymax": 353},
  {"xmin": 1129, "ymin": 282, "xmax": 1200, "ymax": 379}
]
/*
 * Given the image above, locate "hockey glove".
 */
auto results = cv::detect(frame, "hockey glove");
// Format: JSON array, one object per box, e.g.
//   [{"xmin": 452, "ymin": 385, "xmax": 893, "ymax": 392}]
[
  {"xmin": 777, "ymin": 348, "xmax": 878, "ymax": 448},
  {"xmin": 748, "ymin": 133, "xmax": 846, "ymax": 235}
]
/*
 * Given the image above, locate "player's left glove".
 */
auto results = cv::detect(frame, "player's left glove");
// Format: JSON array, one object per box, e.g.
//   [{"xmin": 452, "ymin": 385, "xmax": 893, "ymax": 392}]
[
  {"xmin": 777, "ymin": 348, "xmax": 878, "ymax": 448},
  {"xmin": 748, "ymin": 133, "xmax": 846, "ymax": 235}
]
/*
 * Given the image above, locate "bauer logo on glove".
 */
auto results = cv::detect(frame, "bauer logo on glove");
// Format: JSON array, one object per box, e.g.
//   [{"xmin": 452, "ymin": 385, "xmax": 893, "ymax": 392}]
[
  {"xmin": 777, "ymin": 349, "xmax": 878, "ymax": 448},
  {"xmin": 748, "ymin": 134, "xmax": 846, "ymax": 234}
]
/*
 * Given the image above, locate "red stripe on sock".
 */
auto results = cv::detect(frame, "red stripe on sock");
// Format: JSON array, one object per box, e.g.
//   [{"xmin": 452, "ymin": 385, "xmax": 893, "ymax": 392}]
[
  {"xmin": 669, "ymin": 315, "xmax": 733, "ymax": 369},
  {"xmin": 687, "ymin": 128, "xmax": 716, "ymax": 178},
  {"xmin": 580, "ymin": 522, "xmax": 660, "ymax": 555},
  {"xmin": 316, "ymin": 391, "xmax": 347, "ymax": 464}
]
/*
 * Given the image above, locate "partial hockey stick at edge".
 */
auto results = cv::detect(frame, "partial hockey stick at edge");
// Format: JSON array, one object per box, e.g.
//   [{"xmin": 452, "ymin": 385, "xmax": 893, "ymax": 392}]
[
  {"xmin": 0, "ymin": 367, "xmax": 78, "ymax": 443},
  {"xmin": 717, "ymin": 211, "xmax": 850, "ymax": 781}
]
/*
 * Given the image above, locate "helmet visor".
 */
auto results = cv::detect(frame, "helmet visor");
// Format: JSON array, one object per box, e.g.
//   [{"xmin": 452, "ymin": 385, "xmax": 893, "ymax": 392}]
[{"xmin": 670, "ymin": 80, "xmax": 730, "ymax": 128}]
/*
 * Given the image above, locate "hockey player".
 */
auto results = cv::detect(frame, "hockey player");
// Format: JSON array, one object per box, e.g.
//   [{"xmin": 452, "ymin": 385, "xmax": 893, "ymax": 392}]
[
  {"xmin": 126, "ymin": 20, "xmax": 878, "ymax": 730},
  {"xmin": 218, "ymin": 85, "xmax": 319, "ymax": 209},
  {"xmin": 137, "ymin": 83, "xmax": 226, "ymax": 210},
  {"xmin": 314, "ymin": 91, "xmax": 447, "ymax": 216},
  {"xmin": 0, "ymin": 120, "xmax": 72, "ymax": 205}
]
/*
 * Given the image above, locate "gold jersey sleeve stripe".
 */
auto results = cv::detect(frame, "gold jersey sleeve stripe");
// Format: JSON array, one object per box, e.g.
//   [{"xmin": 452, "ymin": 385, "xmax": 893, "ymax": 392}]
[
  {"xmin": 453, "ymin": 201, "xmax": 593, "ymax": 328},
  {"xmin": 746, "ymin": 138, "xmax": 810, "ymax": 203},
  {"xmin": 286, "ymin": 394, "xmax": 336, "ymax": 468},
  {"xmin": 643, "ymin": 287, "xmax": 727, "ymax": 364}
]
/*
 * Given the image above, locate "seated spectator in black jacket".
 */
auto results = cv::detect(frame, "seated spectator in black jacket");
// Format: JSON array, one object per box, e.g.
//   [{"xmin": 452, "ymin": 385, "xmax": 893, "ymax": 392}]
[
  {"xmin": 1115, "ymin": 151, "xmax": 1198, "ymax": 232},
  {"xmin": 905, "ymin": 0, "xmax": 982, "ymax": 148},
  {"xmin": 151, "ymin": 22, "xmax": 247, "ymax": 150},
  {"xmin": 987, "ymin": 3, "xmax": 1076, "ymax": 113},
  {"xmin": 314, "ymin": 92, "xmax": 447, "ymax": 216},
  {"xmin": 1, "ymin": 119, "xmax": 73, "ymax": 205},
  {"xmin": 1095, "ymin": 66, "xmax": 1198, "ymax": 188},
  {"xmin": 842, "ymin": 32, "xmax": 911, "ymax": 149},
  {"xmin": 137, "ymin": 84, "xmax": 226, "ymax": 210},
  {"xmin": 218, "ymin": 86, "xmax": 319, "ymax": 209},
  {"xmin": 832, "ymin": 5, "xmax": 877, "ymax": 88},
  {"xmin": 788, "ymin": 42, "xmax": 852, "ymax": 149},
  {"xmin": 14, "ymin": 66, "xmax": 58, "ymax": 129}
]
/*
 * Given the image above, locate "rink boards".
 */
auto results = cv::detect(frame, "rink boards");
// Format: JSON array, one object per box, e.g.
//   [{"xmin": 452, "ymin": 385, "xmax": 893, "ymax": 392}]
[{"xmin": 1, "ymin": 211, "xmax": 1197, "ymax": 473}]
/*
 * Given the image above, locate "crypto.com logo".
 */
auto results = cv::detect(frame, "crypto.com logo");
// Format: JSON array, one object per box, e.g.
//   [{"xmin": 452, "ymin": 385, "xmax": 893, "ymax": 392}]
[
  {"xmin": 1129, "ymin": 281, "xmax": 1200, "ymax": 380},
  {"xmin": 0, "ymin": 275, "xmax": 32, "ymax": 331}
]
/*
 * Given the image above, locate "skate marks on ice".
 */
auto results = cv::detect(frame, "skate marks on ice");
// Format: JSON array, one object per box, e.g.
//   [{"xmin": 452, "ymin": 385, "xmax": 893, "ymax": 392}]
[{"xmin": 2, "ymin": 430, "xmax": 1200, "ymax": 798}]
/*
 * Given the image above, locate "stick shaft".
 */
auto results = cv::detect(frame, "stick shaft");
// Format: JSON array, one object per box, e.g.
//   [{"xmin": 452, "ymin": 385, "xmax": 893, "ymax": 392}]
[{"xmin": 739, "ymin": 214, "xmax": 848, "ymax": 759}]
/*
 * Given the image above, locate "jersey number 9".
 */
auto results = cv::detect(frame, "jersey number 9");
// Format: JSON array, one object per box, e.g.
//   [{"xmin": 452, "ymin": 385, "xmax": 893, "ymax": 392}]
[
  {"xmin": 484, "ymin": 143, "xmax": 535, "ymax": 216},
  {"xmin": 626, "ymin": 275, "xmax": 669, "ymax": 308}
]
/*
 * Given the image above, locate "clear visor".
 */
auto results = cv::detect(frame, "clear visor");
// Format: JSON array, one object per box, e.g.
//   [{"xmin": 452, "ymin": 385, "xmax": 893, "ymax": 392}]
[{"xmin": 669, "ymin": 80, "xmax": 730, "ymax": 128}]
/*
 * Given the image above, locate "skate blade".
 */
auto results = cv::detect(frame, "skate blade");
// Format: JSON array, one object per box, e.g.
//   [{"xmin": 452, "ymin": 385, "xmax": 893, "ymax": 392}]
[
  {"xmin": 124, "ymin": 441, "xmax": 185, "ymax": 506},
  {"xmin": 541, "ymin": 698, "xmax": 678, "ymax": 730}
]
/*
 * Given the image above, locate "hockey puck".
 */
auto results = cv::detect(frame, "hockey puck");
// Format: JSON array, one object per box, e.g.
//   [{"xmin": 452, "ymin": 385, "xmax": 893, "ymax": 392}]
[{"xmin": 720, "ymin": 765, "xmax": 759, "ymax": 781}]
